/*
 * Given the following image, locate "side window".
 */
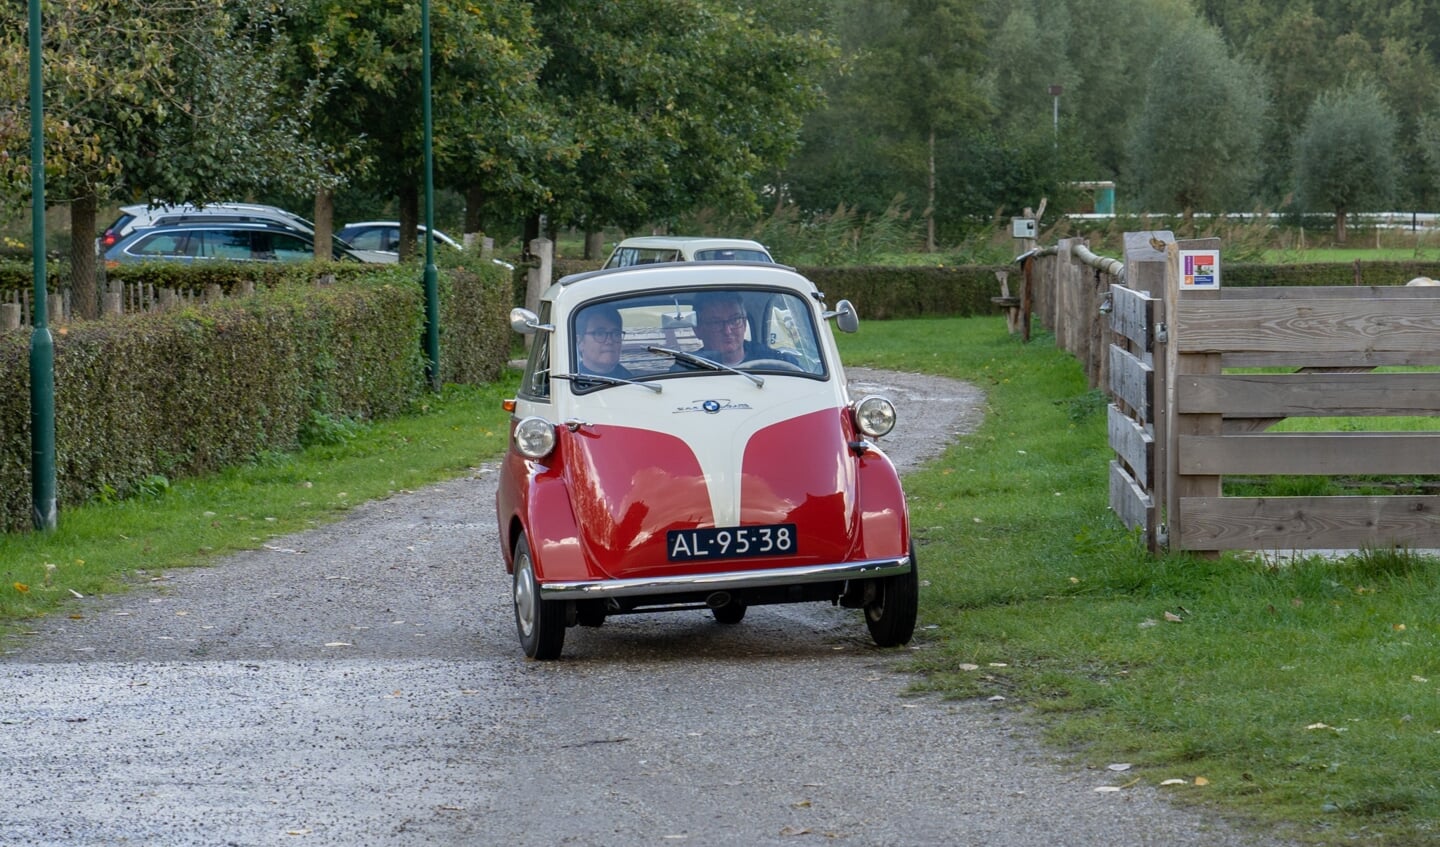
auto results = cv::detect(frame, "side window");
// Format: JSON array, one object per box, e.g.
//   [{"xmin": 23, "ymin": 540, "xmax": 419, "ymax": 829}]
[
  {"xmin": 209, "ymin": 229, "xmax": 253, "ymax": 260},
  {"xmin": 271, "ymin": 233, "xmax": 312, "ymax": 262},
  {"xmin": 344, "ymin": 229, "xmax": 384, "ymax": 251},
  {"xmin": 519, "ymin": 303, "xmax": 552, "ymax": 401},
  {"xmin": 133, "ymin": 233, "xmax": 187, "ymax": 257}
]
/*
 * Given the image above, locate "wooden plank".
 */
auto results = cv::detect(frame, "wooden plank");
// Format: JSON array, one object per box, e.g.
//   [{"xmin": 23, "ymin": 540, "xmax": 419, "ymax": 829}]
[
  {"xmin": 1179, "ymin": 433, "xmax": 1440, "ymax": 475},
  {"xmin": 1175, "ymin": 299, "xmax": 1440, "ymax": 354},
  {"xmin": 1108, "ymin": 403, "xmax": 1153, "ymax": 486},
  {"xmin": 1109, "ymin": 285, "xmax": 1154, "ymax": 350},
  {"xmin": 1108, "ymin": 344, "xmax": 1154, "ymax": 421},
  {"xmin": 1177, "ymin": 495, "xmax": 1440, "ymax": 551},
  {"xmin": 1177, "ymin": 372, "xmax": 1440, "ymax": 417},
  {"xmin": 1220, "ymin": 286, "xmax": 1440, "ymax": 300},
  {"xmin": 1110, "ymin": 461, "xmax": 1154, "ymax": 535},
  {"xmin": 1221, "ymin": 350, "xmax": 1440, "ymax": 368}
]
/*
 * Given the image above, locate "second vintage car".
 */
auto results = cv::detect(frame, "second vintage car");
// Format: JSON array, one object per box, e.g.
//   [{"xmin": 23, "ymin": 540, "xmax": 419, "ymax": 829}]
[{"xmin": 495, "ymin": 261, "xmax": 916, "ymax": 659}]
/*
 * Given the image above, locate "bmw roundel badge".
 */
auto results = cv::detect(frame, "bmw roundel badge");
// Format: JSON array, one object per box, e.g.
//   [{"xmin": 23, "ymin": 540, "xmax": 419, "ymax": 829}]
[{"xmin": 702, "ymin": 400, "xmax": 721, "ymax": 414}]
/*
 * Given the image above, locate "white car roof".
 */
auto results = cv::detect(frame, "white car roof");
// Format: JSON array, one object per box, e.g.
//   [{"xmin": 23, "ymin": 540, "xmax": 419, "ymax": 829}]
[
  {"xmin": 550, "ymin": 261, "xmax": 808, "ymax": 306},
  {"xmin": 610, "ymin": 235, "xmax": 768, "ymax": 252}
]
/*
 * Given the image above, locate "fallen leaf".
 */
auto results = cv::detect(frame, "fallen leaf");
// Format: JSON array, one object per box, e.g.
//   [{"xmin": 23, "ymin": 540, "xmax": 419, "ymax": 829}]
[
  {"xmin": 958, "ymin": 663, "xmax": 980, "ymax": 671},
  {"xmin": 779, "ymin": 826, "xmax": 812, "ymax": 836},
  {"xmin": 1159, "ymin": 779, "xmax": 1188, "ymax": 786},
  {"xmin": 1094, "ymin": 786, "xmax": 1122, "ymax": 793},
  {"xmin": 323, "ymin": 642, "xmax": 352, "ymax": 648},
  {"xmin": 1194, "ymin": 777, "xmax": 1210, "ymax": 786},
  {"xmin": 1107, "ymin": 763, "xmax": 1132, "ymax": 772},
  {"xmin": 1164, "ymin": 611, "xmax": 1183, "ymax": 622},
  {"xmin": 1306, "ymin": 722, "xmax": 1331, "ymax": 730},
  {"xmin": 13, "ymin": 582, "xmax": 28, "ymax": 593},
  {"xmin": 792, "ymin": 799, "xmax": 812, "ymax": 809}
]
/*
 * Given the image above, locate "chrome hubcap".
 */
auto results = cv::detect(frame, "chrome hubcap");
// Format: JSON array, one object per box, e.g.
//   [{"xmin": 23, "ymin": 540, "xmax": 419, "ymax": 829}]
[{"xmin": 514, "ymin": 555, "xmax": 536, "ymax": 638}]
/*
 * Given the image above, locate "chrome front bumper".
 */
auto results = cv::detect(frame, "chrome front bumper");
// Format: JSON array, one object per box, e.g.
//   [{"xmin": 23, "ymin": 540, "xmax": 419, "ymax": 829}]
[{"xmin": 538, "ymin": 556, "xmax": 911, "ymax": 601}]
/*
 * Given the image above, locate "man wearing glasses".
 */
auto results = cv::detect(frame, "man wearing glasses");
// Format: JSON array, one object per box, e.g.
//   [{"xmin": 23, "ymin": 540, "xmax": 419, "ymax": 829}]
[
  {"xmin": 575, "ymin": 305, "xmax": 634, "ymax": 379},
  {"xmin": 690, "ymin": 292, "xmax": 753, "ymax": 366}
]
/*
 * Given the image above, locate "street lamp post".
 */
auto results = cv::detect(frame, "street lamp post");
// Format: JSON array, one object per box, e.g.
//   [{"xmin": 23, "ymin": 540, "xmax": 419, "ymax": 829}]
[
  {"xmin": 1048, "ymin": 84, "xmax": 1063, "ymax": 148},
  {"xmin": 421, "ymin": 0, "xmax": 440, "ymax": 392},
  {"xmin": 28, "ymin": 0, "xmax": 56, "ymax": 531}
]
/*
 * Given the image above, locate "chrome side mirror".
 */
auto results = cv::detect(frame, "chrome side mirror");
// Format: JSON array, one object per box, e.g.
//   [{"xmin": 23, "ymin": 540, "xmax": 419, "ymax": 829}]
[
  {"xmin": 509, "ymin": 307, "xmax": 552, "ymax": 335},
  {"xmin": 824, "ymin": 299, "xmax": 860, "ymax": 333}
]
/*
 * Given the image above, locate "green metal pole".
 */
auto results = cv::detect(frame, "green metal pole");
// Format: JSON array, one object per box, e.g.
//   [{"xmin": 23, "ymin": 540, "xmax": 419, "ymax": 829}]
[
  {"xmin": 421, "ymin": 0, "xmax": 440, "ymax": 391},
  {"xmin": 28, "ymin": 0, "xmax": 56, "ymax": 531}
]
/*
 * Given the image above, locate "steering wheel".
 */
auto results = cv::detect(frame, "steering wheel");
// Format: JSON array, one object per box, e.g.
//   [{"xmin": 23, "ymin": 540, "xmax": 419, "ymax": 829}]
[{"xmin": 744, "ymin": 358, "xmax": 805, "ymax": 373}]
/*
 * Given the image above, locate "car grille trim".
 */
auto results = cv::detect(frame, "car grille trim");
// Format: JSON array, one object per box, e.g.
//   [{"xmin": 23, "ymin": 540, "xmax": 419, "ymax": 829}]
[{"xmin": 537, "ymin": 556, "xmax": 911, "ymax": 600}]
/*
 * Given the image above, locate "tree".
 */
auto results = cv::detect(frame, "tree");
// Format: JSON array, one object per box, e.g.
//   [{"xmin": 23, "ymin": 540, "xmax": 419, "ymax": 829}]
[
  {"xmin": 529, "ymin": 0, "xmax": 835, "ymax": 240},
  {"xmin": 282, "ymin": 0, "xmax": 550, "ymax": 261},
  {"xmin": 1124, "ymin": 19, "xmax": 1269, "ymax": 220},
  {"xmin": 843, "ymin": 0, "xmax": 989, "ymax": 252},
  {"xmin": 1294, "ymin": 80, "xmax": 1399, "ymax": 243},
  {"xmin": 0, "ymin": 1, "xmax": 326, "ymax": 318}
]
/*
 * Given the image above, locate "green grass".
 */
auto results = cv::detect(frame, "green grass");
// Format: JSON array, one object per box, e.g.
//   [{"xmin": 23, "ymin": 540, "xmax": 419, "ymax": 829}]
[
  {"xmin": 0, "ymin": 377, "xmax": 519, "ymax": 630},
  {"xmin": 834, "ymin": 318, "xmax": 1440, "ymax": 846},
  {"xmin": 5, "ymin": 318, "xmax": 1440, "ymax": 844}
]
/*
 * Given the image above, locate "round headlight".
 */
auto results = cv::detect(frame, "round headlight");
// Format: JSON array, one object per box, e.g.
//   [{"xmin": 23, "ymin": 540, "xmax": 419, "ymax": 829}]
[
  {"xmin": 513, "ymin": 416, "xmax": 557, "ymax": 459},
  {"xmin": 853, "ymin": 395, "xmax": 896, "ymax": 439}
]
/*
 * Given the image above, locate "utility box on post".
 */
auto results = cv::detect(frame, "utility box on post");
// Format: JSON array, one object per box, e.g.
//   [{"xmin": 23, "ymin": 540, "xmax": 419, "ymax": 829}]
[{"xmin": 1011, "ymin": 217, "xmax": 1037, "ymax": 239}]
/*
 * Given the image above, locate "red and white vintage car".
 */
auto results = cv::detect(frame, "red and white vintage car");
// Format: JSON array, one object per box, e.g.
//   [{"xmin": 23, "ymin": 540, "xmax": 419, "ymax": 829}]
[{"xmin": 495, "ymin": 262, "xmax": 916, "ymax": 659}]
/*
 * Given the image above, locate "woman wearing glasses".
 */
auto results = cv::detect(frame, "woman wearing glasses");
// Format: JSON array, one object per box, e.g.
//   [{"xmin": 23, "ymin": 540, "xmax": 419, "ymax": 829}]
[{"xmin": 575, "ymin": 305, "xmax": 634, "ymax": 379}]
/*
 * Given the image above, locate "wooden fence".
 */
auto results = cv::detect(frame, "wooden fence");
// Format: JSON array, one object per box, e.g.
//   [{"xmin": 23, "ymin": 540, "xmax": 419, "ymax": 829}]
[
  {"xmin": 2, "ymin": 279, "xmax": 253, "ymax": 330},
  {"xmin": 1027, "ymin": 232, "xmax": 1440, "ymax": 554}
]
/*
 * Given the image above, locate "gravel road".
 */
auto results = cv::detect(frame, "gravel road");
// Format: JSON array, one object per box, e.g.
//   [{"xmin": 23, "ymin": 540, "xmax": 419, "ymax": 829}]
[{"xmin": 0, "ymin": 368, "xmax": 1287, "ymax": 847}]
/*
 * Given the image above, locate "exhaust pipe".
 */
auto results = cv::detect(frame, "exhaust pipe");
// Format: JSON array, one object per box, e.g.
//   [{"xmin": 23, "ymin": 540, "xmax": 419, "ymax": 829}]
[{"xmin": 706, "ymin": 591, "xmax": 732, "ymax": 609}]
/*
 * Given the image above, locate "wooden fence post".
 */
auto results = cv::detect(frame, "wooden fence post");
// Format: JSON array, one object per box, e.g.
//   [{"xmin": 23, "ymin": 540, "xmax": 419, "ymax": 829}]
[{"xmin": 1165, "ymin": 237, "xmax": 1222, "ymax": 557}]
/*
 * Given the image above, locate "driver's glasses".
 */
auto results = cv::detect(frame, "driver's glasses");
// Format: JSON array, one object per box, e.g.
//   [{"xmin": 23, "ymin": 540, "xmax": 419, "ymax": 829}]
[
  {"xmin": 584, "ymin": 329, "xmax": 623, "ymax": 343},
  {"xmin": 699, "ymin": 315, "xmax": 747, "ymax": 333}
]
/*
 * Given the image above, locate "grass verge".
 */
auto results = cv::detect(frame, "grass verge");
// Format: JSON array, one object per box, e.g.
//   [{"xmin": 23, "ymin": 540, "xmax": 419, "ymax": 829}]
[
  {"xmin": 4, "ymin": 318, "xmax": 1439, "ymax": 845},
  {"xmin": 835, "ymin": 317, "xmax": 1440, "ymax": 847},
  {"xmin": 0, "ymin": 377, "xmax": 518, "ymax": 634}
]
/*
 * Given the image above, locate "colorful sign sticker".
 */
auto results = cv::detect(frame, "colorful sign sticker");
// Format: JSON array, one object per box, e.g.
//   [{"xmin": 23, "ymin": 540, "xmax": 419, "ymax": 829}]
[{"xmin": 1181, "ymin": 250, "xmax": 1220, "ymax": 289}]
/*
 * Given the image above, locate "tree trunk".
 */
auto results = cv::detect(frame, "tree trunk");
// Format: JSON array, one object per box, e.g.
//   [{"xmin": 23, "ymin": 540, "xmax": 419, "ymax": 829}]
[
  {"xmin": 313, "ymin": 186, "xmax": 334, "ymax": 262},
  {"xmin": 1335, "ymin": 207, "xmax": 1348, "ymax": 244},
  {"xmin": 925, "ymin": 128, "xmax": 937, "ymax": 254},
  {"xmin": 70, "ymin": 191, "xmax": 100, "ymax": 321},
  {"xmin": 521, "ymin": 213, "xmax": 541, "ymax": 261},
  {"xmin": 465, "ymin": 184, "xmax": 484, "ymax": 243},
  {"xmin": 398, "ymin": 185, "xmax": 420, "ymax": 262},
  {"xmin": 584, "ymin": 230, "xmax": 604, "ymax": 260}
]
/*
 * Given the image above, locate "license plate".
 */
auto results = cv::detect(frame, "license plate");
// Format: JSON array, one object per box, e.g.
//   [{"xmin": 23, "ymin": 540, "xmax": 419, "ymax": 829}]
[{"xmin": 667, "ymin": 524, "xmax": 798, "ymax": 562}]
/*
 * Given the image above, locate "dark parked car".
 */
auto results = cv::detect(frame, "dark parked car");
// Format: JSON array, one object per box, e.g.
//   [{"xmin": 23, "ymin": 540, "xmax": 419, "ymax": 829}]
[
  {"xmin": 102, "ymin": 222, "xmax": 369, "ymax": 267},
  {"xmin": 99, "ymin": 202, "xmax": 318, "ymax": 252}
]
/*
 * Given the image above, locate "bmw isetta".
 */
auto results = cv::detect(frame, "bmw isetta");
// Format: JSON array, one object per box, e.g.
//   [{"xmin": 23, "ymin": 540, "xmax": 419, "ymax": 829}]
[{"xmin": 496, "ymin": 262, "xmax": 916, "ymax": 659}]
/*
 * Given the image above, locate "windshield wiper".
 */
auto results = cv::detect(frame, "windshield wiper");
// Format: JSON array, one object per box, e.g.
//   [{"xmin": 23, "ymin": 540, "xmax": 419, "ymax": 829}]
[
  {"xmin": 551, "ymin": 372, "xmax": 662, "ymax": 394},
  {"xmin": 646, "ymin": 346, "xmax": 764, "ymax": 387}
]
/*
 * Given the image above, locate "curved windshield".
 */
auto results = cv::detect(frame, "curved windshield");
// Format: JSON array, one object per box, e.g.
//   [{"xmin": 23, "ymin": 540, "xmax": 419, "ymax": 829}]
[{"xmin": 568, "ymin": 287, "xmax": 827, "ymax": 390}]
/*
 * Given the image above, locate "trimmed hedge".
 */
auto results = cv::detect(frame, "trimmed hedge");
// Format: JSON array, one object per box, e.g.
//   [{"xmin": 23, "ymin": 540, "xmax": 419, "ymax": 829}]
[{"xmin": 0, "ymin": 261, "xmax": 513, "ymax": 532}]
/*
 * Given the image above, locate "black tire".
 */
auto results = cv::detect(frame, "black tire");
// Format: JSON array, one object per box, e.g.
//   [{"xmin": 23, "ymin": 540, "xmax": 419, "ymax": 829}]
[
  {"xmin": 864, "ymin": 552, "xmax": 919, "ymax": 648},
  {"xmin": 513, "ymin": 535, "xmax": 565, "ymax": 660},
  {"xmin": 711, "ymin": 602, "xmax": 747, "ymax": 624}
]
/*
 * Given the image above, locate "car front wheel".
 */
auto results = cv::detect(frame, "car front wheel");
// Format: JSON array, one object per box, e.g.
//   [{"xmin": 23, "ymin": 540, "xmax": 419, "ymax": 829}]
[
  {"xmin": 864, "ymin": 550, "xmax": 919, "ymax": 648},
  {"xmin": 513, "ymin": 535, "xmax": 565, "ymax": 660}
]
